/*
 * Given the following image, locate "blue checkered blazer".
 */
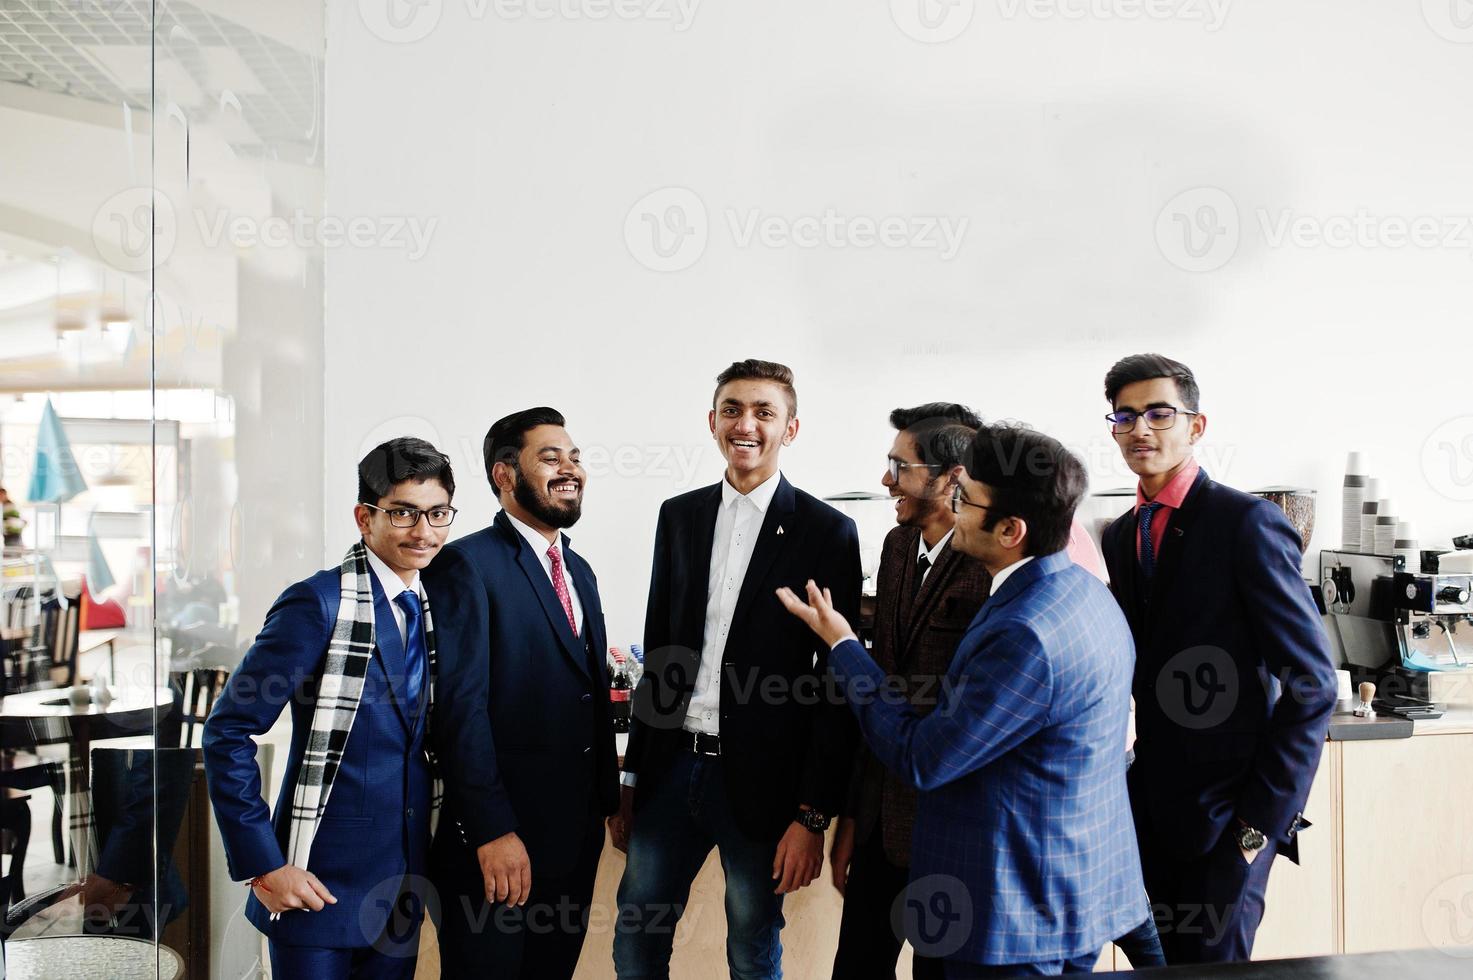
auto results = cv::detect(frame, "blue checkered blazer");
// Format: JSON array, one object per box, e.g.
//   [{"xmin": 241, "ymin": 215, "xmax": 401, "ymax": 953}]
[{"xmin": 830, "ymin": 549, "xmax": 1148, "ymax": 966}]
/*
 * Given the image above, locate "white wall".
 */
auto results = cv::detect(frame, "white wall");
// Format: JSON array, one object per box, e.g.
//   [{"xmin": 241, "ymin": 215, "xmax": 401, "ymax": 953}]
[{"xmin": 325, "ymin": 0, "xmax": 1473, "ymax": 644}]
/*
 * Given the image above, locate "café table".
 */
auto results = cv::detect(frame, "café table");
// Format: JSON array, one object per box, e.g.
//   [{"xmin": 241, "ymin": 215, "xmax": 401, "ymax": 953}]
[
  {"xmin": 0, "ymin": 684, "xmax": 174, "ymax": 871},
  {"xmin": 4, "ymin": 933, "xmax": 184, "ymax": 979}
]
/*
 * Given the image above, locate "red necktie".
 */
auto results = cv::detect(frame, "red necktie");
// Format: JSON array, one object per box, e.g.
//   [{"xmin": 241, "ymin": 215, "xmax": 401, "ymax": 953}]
[{"xmin": 547, "ymin": 544, "xmax": 578, "ymax": 637}]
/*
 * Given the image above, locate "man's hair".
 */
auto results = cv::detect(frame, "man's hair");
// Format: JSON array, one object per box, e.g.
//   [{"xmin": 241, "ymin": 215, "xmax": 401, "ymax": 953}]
[
  {"xmin": 483, "ymin": 407, "xmax": 566, "ymax": 485},
  {"xmin": 1103, "ymin": 353, "xmax": 1200, "ymax": 412},
  {"xmin": 358, "ymin": 437, "xmax": 455, "ymax": 505},
  {"xmin": 890, "ymin": 403, "xmax": 983, "ymax": 471},
  {"xmin": 713, "ymin": 359, "xmax": 797, "ymax": 417},
  {"xmin": 965, "ymin": 423, "xmax": 1087, "ymax": 557}
]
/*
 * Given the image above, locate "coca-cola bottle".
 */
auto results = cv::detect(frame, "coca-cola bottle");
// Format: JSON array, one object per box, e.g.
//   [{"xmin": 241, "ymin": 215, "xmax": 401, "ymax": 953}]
[{"xmin": 609, "ymin": 647, "xmax": 632, "ymax": 733}]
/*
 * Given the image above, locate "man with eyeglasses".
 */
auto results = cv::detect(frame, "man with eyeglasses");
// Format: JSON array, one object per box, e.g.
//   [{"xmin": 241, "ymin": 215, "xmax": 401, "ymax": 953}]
[
  {"xmin": 204, "ymin": 437, "xmax": 455, "ymax": 979},
  {"xmin": 779, "ymin": 422, "xmax": 1150, "ymax": 978},
  {"xmin": 1099, "ymin": 354, "xmax": 1335, "ymax": 964},
  {"xmin": 424, "ymin": 407, "xmax": 619, "ymax": 980},
  {"xmin": 827, "ymin": 403, "xmax": 988, "ymax": 980}
]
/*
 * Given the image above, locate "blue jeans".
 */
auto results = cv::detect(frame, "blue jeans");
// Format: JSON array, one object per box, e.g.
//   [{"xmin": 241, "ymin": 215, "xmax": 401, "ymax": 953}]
[{"xmin": 614, "ymin": 751, "xmax": 786, "ymax": 979}]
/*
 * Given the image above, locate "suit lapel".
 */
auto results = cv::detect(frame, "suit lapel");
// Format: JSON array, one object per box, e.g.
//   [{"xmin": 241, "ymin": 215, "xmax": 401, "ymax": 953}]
[
  {"xmin": 496, "ymin": 512, "xmax": 591, "ymax": 681},
  {"xmin": 901, "ymin": 538, "xmax": 959, "ymax": 659},
  {"xmin": 684, "ymin": 486, "xmax": 722, "ymax": 637},
  {"xmin": 1144, "ymin": 468, "xmax": 1210, "ymax": 635},
  {"xmin": 729, "ymin": 476, "xmax": 797, "ymax": 632},
  {"xmin": 370, "ymin": 577, "xmax": 412, "ymax": 732},
  {"xmin": 565, "ymin": 541, "xmax": 605, "ymax": 685},
  {"xmin": 1106, "ymin": 514, "xmax": 1141, "ymax": 630}
]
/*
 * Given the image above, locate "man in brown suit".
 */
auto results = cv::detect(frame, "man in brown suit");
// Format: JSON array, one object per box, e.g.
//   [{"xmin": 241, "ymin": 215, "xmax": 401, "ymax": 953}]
[{"xmin": 830, "ymin": 404, "xmax": 991, "ymax": 980}]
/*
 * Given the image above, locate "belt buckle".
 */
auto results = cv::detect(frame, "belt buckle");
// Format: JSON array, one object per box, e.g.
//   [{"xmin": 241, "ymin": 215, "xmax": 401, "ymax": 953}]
[{"xmin": 690, "ymin": 731, "xmax": 720, "ymax": 756}]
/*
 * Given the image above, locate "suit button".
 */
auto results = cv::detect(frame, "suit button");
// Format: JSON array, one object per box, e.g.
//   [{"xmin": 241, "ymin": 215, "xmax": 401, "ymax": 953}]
[
  {"xmin": 581, "ymin": 694, "xmax": 592, "ymax": 703},
  {"xmin": 407, "ymin": 807, "xmax": 415, "ymax": 818}
]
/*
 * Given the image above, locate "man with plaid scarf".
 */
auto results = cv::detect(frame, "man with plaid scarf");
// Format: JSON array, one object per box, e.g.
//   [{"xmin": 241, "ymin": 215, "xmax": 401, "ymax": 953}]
[{"xmin": 204, "ymin": 438, "xmax": 456, "ymax": 979}]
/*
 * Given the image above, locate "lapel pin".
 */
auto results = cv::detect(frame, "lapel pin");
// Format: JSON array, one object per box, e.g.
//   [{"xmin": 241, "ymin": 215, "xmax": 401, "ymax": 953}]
[{"xmin": 776, "ymin": 526, "xmax": 784, "ymax": 535}]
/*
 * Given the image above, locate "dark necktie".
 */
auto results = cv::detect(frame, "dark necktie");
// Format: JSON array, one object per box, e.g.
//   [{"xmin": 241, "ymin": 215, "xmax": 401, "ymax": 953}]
[
  {"xmin": 395, "ymin": 591, "xmax": 427, "ymax": 724},
  {"xmin": 1138, "ymin": 502, "xmax": 1163, "ymax": 580},
  {"xmin": 911, "ymin": 553, "xmax": 931, "ymax": 602}
]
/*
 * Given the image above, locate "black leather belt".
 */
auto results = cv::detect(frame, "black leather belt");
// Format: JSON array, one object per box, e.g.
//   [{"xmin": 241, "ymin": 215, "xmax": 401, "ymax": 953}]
[{"xmin": 683, "ymin": 730, "xmax": 721, "ymax": 756}]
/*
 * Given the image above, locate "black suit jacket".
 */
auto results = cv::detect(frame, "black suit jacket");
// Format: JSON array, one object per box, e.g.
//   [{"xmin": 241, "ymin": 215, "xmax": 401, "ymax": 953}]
[
  {"xmin": 623, "ymin": 475, "xmax": 863, "ymax": 841},
  {"xmin": 425, "ymin": 511, "xmax": 620, "ymax": 880},
  {"xmin": 1102, "ymin": 468, "xmax": 1336, "ymax": 863}
]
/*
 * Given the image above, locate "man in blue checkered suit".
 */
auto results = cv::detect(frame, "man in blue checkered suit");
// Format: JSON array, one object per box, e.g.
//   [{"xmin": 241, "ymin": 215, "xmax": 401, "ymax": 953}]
[{"xmin": 779, "ymin": 422, "xmax": 1150, "ymax": 978}]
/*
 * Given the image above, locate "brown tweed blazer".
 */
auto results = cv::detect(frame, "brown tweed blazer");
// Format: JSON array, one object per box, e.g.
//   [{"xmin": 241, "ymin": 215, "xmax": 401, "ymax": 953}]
[{"xmin": 843, "ymin": 522, "xmax": 992, "ymax": 866}]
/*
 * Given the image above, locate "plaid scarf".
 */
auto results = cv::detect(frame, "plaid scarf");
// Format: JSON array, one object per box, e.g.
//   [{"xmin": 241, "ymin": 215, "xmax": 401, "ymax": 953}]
[{"xmin": 285, "ymin": 541, "xmax": 442, "ymax": 870}]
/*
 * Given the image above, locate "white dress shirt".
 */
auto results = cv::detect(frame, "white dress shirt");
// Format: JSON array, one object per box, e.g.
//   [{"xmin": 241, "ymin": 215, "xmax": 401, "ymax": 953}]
[
  {"xmin": 684, "ymin": 470, "xmax": 782, "ymax": 735},
  {"xmin": 988, "ymin": 555, "xmax": 1036, "ymax": 596},
  {"xmin": 364, "ymin": 544, "xmax": 425, "ymax": 647},
  {"xmin": 916, "ymin": 528, "xmax": 954, "ymax": 586},
  {"xmin": 505, "ymin": 510, "xmax": 585, "ymax": 635}
]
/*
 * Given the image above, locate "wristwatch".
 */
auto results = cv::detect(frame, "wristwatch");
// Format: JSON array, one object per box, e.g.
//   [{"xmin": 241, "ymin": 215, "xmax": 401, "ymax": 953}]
[
  {"xmin": 795, "ymin": 807, "xmax": 832, "ymax": 834},
  {"xmin": 1235, "ymin": 820, "xmax": 1267, "ymax": 853}
]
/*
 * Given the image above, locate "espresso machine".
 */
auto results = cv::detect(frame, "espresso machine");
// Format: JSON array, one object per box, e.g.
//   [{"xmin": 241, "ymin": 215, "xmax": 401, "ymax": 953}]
[{"xmin": 1320, "ymin": 548, "xmax": 1473, "ymax": 714}]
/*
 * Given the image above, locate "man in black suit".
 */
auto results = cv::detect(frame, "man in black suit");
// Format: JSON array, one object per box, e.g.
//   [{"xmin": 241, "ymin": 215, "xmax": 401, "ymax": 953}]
[
  {"xmin": 1099, "ymin": 354, "xmax": 1336, "ymax": 964},
  {"xmin": 426, "ymin": 408, "xmax": 619, "ymax": 979},
  {"xmin": 610, "ymin": 359, "xmax": 862, "ymax": 979}
]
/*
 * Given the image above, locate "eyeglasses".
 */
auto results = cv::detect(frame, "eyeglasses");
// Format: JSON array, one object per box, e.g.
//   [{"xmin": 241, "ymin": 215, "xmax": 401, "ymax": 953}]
[
  {"xmin": 886, "ymin": 458, "xmax": 941, "ymax": 482},
  {"xmin": 363, "ymin": 503, "xmax": 459, "ymax": 528},
  {"xmin": 1105, "ymin": 407, "xmax": 1200, "ymax": 434},
  {"xmin": 950, "ymin": 484, "xmax": 992, "ymax": 515}
]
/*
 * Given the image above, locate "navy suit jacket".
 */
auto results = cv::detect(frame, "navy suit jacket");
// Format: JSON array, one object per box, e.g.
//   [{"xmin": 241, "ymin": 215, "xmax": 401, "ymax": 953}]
[
  {"xmin": 203, "ymin": 566, "xmax": 433, "ymax": 948},
  {"xmin": 623, "ymin": 475, "xmax": 862, "ymax": 840},
  {"xmin": 423, "ymin": 511, "xmax": 619, "ymax": 880},
  {"xmin": 830, "ymin": 550, "xmax": 1147, "ymax": 965},
  {"xmin": 1102, "ymin": 468, "xmax": 1336, "ymax": 862}
]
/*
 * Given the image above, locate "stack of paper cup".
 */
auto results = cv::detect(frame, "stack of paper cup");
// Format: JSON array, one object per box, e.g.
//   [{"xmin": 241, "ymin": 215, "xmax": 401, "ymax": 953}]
[
  {"xmin": 1374, "ymin": 502, "xmax": 1398, "ymax": 556},
  {"xmin": 1342, "ymin": 453, "xmax": 1368, "ymax": 551},
  {"xmin": 1394, "ymin": 522, "xmax": 1419, "ymax": 571},
  {"xmin": 1359, "ymin": 479, "xmax": 1381, "ymax": 553}
]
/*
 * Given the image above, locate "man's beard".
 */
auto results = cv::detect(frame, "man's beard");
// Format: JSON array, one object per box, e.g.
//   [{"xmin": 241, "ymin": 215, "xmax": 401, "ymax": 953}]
[{"xmin": 513, "ymin": 471, "xmax": 582, "ymax": 528}]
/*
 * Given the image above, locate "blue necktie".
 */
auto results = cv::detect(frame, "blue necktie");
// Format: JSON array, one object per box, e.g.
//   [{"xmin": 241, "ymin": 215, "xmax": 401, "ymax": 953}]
[
  {"xmin": 395, "ymin": 591, "xmax": 427, "ymax": 726},
  {"xmin": 1138, "ymin": 502, "xmax": 1163, "ymax": 580}
]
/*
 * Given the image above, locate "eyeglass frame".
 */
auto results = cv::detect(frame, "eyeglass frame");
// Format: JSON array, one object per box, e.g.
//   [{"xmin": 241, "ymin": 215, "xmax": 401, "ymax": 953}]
[
  {"xmin": 362, "ymin": 502, "xmax": 459, "ymax": 528},
  {"xmin": 950, "ymin": 483, "xmax": 994, "ymax": 516},
  {"xmin": 1104, "ymin": 406, "xmax": 1200, "ymax": 434},
  {"xmin": 886, "ymin": 457, "xmax": 942, "ymax": 482}
]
